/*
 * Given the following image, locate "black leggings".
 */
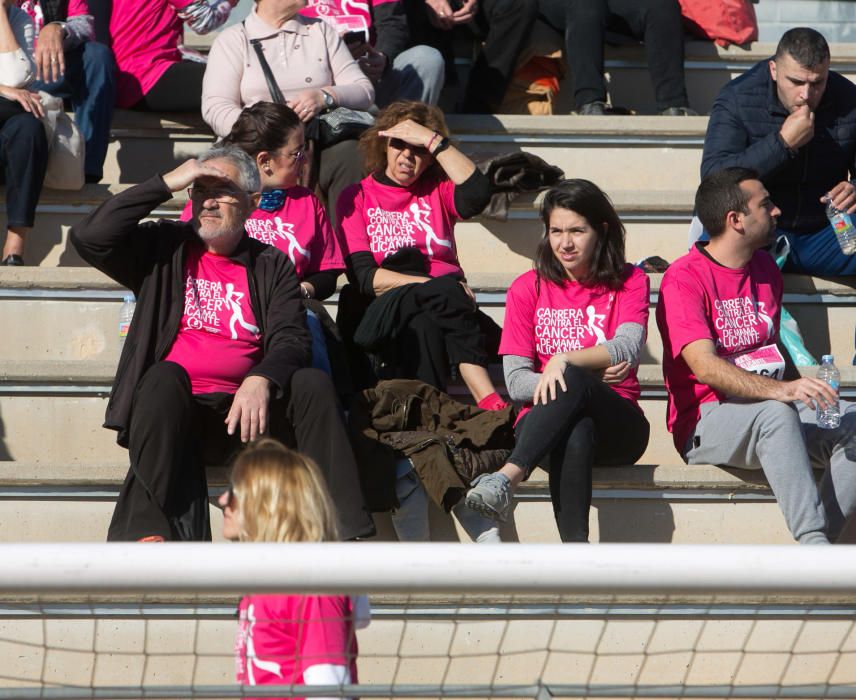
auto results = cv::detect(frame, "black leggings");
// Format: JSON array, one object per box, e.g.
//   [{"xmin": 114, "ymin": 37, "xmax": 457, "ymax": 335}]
[
  {"xmin": 137, "ymin": 60, "xmax": 206, "ymax": 112},
  {"xmin": 510, "ymin": 364, "xmax": 649, "ymax": 542}
]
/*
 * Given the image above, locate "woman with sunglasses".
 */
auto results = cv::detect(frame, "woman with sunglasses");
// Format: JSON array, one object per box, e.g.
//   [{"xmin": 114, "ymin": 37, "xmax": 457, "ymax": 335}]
[
  {"xmin": 183, "ymin": 101, "xmax": 344, "ymax": 302},
  {"xmin": 220, "ymin": 438, "xmax": 368, "ymax": 697},
  {"xmin": 336, "ymin": 100, "xmax": 506, "ymax": 411}
]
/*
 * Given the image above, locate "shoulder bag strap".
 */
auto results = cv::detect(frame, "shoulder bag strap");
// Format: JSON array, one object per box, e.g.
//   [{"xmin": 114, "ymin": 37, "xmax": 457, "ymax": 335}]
[{"xmin": 243, "ymin": 21, "xmax": 286, "ymax": 105}]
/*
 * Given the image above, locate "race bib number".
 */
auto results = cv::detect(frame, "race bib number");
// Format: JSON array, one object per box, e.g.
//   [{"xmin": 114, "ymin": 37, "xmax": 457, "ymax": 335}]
[{"xmin": 725, "ymin": 343, "xmax": 786, "ymax": 380}]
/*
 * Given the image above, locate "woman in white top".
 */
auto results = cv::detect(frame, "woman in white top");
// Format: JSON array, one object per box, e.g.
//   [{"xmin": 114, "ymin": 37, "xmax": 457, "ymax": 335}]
[
  {"xmin": 202, "ymin": 0, "xmax": 374, "ymax": 227},
  {"xmin": 0, "ymin": 0, "xmax": 48, "ymax": 266}
]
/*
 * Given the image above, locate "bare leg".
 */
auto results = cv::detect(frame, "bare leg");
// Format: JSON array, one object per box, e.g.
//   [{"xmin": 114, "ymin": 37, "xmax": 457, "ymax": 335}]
[
  {"xmin": 459, "ymin": 363, "xmax": 497, "ymax": 403},
  {"xmin": 2, "ymin": 226, "xmax": 28, "ymax": 260}
]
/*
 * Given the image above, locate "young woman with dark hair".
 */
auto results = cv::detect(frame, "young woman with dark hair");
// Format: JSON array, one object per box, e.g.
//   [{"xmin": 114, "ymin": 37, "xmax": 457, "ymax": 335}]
[{"xmin": 465, "ymin": 180, "xmax": 651, "ymax": 542}]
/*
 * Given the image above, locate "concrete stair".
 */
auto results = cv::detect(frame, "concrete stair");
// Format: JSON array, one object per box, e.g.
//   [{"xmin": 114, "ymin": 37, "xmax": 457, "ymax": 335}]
[{"xmin": 2, "ymin": 268, "xmax": 855, "ymax": 545}]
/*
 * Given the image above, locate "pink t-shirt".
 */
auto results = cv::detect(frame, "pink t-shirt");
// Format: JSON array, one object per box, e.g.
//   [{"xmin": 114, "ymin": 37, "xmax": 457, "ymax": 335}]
[
  {"xmin": 500, "ymin": 265, "xmax": 650, "ymax": 419},
  {"xmin": 163, "ymin": 243, "xmax": 263, "ymax": 395},
  {"xmin": 181, "ymin": 188, "xmax": 345, "ymax": 280},
  {"xmin": 656, "ymin": 244, "xmax": 783, "ymax": 452},
  {"xmin": 17, "ymin": 0, "xmax": 89, "ymax": 33},
  {"xmin": 337, "ymin": 174, "xmax": 464, "ymax": 278},
  {"xmin": 235, "ymin": 594, "xmax": 358, "ymax": 695},
  {"xmin": 300, "ymin": 0, "xmax": 397, "ymax": 38},
  {"xmin": 110, "ymin": 0, "xmax": 193, "ymax": 108}
]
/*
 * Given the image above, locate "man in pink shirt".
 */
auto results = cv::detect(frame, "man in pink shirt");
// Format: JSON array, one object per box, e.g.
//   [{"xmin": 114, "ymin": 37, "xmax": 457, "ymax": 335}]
[
  {"xmin": 657, "ymin": 167, "xmax": 856, "ymax": 544},
  {"xmin": 70, "ymin": 145, "xmax": 374, "ymax": 542}
]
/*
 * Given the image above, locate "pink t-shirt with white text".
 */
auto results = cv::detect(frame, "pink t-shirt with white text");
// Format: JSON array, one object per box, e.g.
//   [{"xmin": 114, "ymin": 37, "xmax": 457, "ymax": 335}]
[
  {"xmin": 164, "ymin": 243, "xmax": 263, "ymax": 394},
  {"xmin": 656, "ymin": 244, "xmax": 783, "ymax": 452},
  {"xmin": 110, "ymin": 0, "xmax": 193, "ymax": 108},
  {"xmin": 300, "ymin": 0, "xmax": 398, "ymax": 38},
  {"xmin": 180, "ymin": 188, "xmax": 345, "ymax": 279},
  {"xmin": 235, "ymin": 594, "xmax": 358, "ymax": 694},
  {"xmin": 337, "ymin": 174, "xmax": 464, "ymax": 278},
  {"xmin": 500, "ymin": 265, "xmax": 650, "ymax": 418}
]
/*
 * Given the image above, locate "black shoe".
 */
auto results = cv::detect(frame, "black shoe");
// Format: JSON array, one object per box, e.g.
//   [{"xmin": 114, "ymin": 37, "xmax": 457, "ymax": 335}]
[
  {"xmin": 659, "ymin": 106, "xmax": 699, "ymax": 116},
  {"xmin": 579, "ymin": 100, "xmax": 609, "ymax": 116},
  {"xmin": 2, "ymin": 254, "xmax": 24, "ymax": 266}
]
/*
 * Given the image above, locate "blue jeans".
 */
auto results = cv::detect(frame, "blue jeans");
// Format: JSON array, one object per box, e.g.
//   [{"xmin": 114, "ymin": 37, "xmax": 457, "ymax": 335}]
[
  {"xmin": 374, "ymin": 45, "xmax": 445, "ymax": 107},
  {"xmin": 780, "ymin": 225, "xmax": 856, "ymax": 276},
  {"xmin": 31, "ymin": 41, "xmax": 116, "ymax": 181},
  {"xmin": 306, "ymin": 309, "xmax": 333, "ymax": 376}
]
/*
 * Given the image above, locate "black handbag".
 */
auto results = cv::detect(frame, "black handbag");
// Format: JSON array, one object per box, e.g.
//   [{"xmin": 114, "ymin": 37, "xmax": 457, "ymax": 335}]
[{"xmin": 248, "ymin": 31, "xmax": 374, "ymax": 149}]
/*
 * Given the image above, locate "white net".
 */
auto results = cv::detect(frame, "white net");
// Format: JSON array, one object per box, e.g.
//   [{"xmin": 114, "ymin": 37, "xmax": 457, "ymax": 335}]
[{"xmin": 1, "ymin": 543, "xmax": 855, "ymax": 699}]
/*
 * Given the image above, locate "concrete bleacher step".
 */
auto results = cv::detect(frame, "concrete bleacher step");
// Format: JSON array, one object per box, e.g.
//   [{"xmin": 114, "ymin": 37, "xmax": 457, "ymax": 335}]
[
  {"xmin": 11, "ymin": 184, "xmax": 697, "ymax": 269},
  {"xmin": 1, "ymin": 353, "xmax": 853, "ymax": 545},
  {"xmin": 3, "ymin": 268, "xmax": 854, "ymax": 368},
  {"xmin": 101, "ymin": 110, "xmax": 707, "ymax": 191},
  {"xmin": 0, "ymin": 455, "xmax": 798, "ymax": 545}
]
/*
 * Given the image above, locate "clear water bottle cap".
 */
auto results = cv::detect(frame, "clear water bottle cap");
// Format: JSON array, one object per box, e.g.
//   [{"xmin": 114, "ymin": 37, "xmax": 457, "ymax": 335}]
[
  {"xmin": 123, "ymin": 294, "xmax": 134, "ymax": 303},
  {"xmin": 822, "ymin": 354, "xmax": 834, "ymax": 364}
]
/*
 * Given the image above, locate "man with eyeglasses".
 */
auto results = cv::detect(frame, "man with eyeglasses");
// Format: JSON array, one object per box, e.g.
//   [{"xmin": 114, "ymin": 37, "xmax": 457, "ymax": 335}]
[{"xmin": 71, "ymin": 146, "xmax": 375, "ymax": 543}]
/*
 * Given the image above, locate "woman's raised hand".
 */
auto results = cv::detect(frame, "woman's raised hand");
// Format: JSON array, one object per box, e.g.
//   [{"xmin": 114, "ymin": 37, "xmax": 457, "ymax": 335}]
[
  {"xmin": 378, "ymin": 119, "xmax": 436, "ymax": 150},
  {"xmin": 533, "ymin": 354, "xmax": 570, "ymax": 406}
]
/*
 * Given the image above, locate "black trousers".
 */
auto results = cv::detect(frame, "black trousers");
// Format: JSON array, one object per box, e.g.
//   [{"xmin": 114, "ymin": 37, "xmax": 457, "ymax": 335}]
[
  {"xmin": 406, "ymin": 0, "xmax": 538, "ymax": 113},
  {"xmin": 340, "ymin": 276, "xmax": 501, "ymax": 392},
  {"xmin": 107, "ymin": 361, "xmax": 375, "ymax": 542},
  {"xmin": 137, "ymin": 60, "xmax": 206, "ymax": 112},
  {"xmin": 510, "ymin": 364, "xmax": 649, "ymax": 542},
  {"xmin": 538, "ymin": 0, "xmax": 689, "ymax": 111},
  {"xmin": 0, "ymin": 102, "xmax": 48, "ymax": 228}
]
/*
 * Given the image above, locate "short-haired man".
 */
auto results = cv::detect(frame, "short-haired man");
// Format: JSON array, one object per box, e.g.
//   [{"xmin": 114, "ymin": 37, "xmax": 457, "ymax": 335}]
[
  {"xmin": 71, "ymin": 147, "xmax": 374, "ymax": 542},
  {"xmin": 701, "ymin": 27, "xmax": 856, "ymax": 276},
  {"xmin": 657, "ymin": 167, "xmax": 856, "ymax": 544}
]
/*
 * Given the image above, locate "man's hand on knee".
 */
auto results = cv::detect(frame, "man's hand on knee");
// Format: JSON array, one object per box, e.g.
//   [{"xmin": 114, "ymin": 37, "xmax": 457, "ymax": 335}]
[{"xmin": 226, "ymin": 375, "xmax": 271, "ymax": 442}]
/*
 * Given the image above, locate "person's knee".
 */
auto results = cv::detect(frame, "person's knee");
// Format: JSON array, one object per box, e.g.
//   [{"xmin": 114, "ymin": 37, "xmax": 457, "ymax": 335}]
[
  {"xmin": 490, "ymin": 0, "xmax": 538, "ymax": 21},
  {"xmin": 405, "ymin": 45, "xmax": 445, "ymax": 78},
  {"xmin": 137, "ymin": 361, "xmax": 192, "ymax": 397},
  {"xmin": 756, "ymin": 400, "xmax": 801, "ymax": 430},
  {"xmin": 288, "ymin": 367, "xmax": 338, "ymax": 410},
  {"xmin": 82, "ymin": 41, "xmax": 117, "ymax": 81},
  {"xmin": 561, "ymin": 362, "xmax": 595, "ymax": 390},
  {"xmin": 5, "ymin": 113, "xmax": 47, "ymax": 147}
]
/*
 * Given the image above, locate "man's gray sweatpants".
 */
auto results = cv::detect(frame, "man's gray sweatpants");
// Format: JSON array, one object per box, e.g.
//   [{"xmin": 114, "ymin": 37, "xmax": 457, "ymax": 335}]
[{"xmin": 684, "ymin": 399, "xmax": 856, "ymax": 544}]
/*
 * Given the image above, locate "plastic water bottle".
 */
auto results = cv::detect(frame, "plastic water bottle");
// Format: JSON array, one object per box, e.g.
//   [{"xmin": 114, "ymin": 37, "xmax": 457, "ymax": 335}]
[
  {"xmin": 816, "ymin": 354, "xmax": 841, "ymax": 429},
  {"xmin": 118, "ymin": 294, "xmax": 136, "ymax": 350},
  {"xmin": 824, "ymin": 198, "xmax": 856, "ymax": 255}
]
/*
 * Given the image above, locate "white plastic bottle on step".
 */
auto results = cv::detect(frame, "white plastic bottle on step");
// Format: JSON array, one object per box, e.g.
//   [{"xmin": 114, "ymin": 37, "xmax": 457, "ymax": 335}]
[
  {"xmin": 816, "ymin": 354, "xmax": 841, "ymax": 429},
  {"xmin": 118, "ymin": 294, "xmax": 136, "ymax": 350}
]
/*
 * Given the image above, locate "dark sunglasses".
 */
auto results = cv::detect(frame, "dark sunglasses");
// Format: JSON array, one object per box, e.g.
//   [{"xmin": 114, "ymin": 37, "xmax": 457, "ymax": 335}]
[{"xmin": 388, "ymin": 138, "xmax": 428, "ymax": 156}]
